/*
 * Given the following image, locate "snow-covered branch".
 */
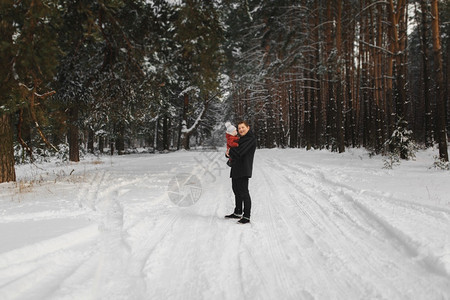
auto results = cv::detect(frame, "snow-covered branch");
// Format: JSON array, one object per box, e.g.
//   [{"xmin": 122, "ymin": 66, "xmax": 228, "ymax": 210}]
[
  {"xmin": 181, "ymin": 105, "xmax": 206, "ymax": 134},
  {"xmin": 179, "ymin": 86, "xmax": 200, "ymax": 98}
]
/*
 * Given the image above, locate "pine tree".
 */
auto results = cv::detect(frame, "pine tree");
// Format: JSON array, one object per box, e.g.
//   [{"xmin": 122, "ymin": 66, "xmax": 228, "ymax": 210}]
[
  {"xmin": 0, "ymin": 1, "xmax": 17, "ymax": 182},
  {"xmin": 55, "ymin": 0, "xmax": 150, "ymax": 158},
  {"xmin": 0, "ymin": 0, "xmax": 60, "ymax": 183},
  {"xmin": 175, "ymin": 0, "xmax": 224, "ymax": 149}
]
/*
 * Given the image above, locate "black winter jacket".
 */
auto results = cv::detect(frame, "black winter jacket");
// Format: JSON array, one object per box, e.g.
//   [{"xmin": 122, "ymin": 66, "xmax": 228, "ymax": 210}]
[{"xmin": 228, "ymin": 130, "xmax": 257, "ymax": 178}]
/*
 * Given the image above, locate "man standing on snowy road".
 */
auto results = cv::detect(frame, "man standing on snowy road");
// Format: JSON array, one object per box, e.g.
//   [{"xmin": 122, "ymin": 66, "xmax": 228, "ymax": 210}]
[{"xmin": 225, "ymin": 121, "xmax": 257, "ymax": 224}]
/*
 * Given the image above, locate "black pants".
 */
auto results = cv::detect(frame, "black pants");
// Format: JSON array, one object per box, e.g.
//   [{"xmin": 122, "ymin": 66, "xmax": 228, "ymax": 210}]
[{"xmin": 232, "ymin": 177, "xmax": 251, "ymax": 218}]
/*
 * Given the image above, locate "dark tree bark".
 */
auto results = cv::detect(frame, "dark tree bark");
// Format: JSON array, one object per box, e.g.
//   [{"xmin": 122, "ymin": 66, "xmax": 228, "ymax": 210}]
[
  {"xmin": 387, "ymin": 0, "xmax": 408, "ymax": 125},
  {"xmin": 17, "ymin": 108, "xmax": 33, "ymax": 161},
  {"xmin": 431, "ymin": 0, "xmax": 449, "ymax": 161},
  {"xmin": 116, "ymin": 122, "xmax": 125, "ymax": 155},
  {"xmin": 335, "ymin": 0, "xmax": 345, "ymax": 153},
  {"xmin": 0, "ymin": 114, "xmax": 16, "ymax": 183},
  {"xmin": 344, "ymin": 0, "xmax": 356, "ymax": 147},
  {"xmin": 313, "ymin": 2, "xmax": 323, "ymax": 148},
  {"xmin": 153, "ymin": 117, "xmax": 159, "ymax": 152},
  {"xmin": 265, "ymin": 95, "xmax": 275, "ymax": 148},
  {"xmin": 325, "ymin": 0, "xmax": 333, "ymax": 149},
  {"xmin": 304, "ymin": 75, "xmax": 311, "ymax": 150},
  {"xmin": 88, "ymin": 127, "xmax": 94, "ymax": 154},
  {"xmin": 68, "ymin": 106, "xmax": 80, "ymax": 162},
  {"xmin": 110, "ymin": 141, "xmax": 114, "ymax": 156},
  {"xmin": 181, "ymin": 93, "xmax": 190, "ymax": 150},
  {"xmin": 288, "ymin": 76, "xmax": 298, "ymax": 148},
  {"xmin": 163, "ymin": 115, "xmax": 169, "ymax": 150},
  {"xmin": 177, "ymin": 117, "xmax": 182, "ymax": 151},
  {"xmin": 99, "ymin": 136, "xmax": 104, "ymax": 154},
  {"xmin": 420, "ymin": 0, "xmax": 433, "ymax": 147}
]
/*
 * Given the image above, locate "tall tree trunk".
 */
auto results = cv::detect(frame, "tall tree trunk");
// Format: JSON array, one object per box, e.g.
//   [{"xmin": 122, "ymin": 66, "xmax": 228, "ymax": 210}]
[
  {"xmin": 182, "ymin": 131, "xmax": 190, "ymax": 150},
  {"xmin": 305, "ymin": 75, "xmax": 311, "ymax": 150},
  {"xmin": 387, "ymin": 0, "xmax": 408, "ymax": 124},
  {"xmin": 116, "ymin": 122, "xmax": 125, "ymax": 155},
  {"xmin": 355, "ymin": 38, "xmax": 362, "ymax": 146},
  {"xmin": 335, "ymin": 0, "xmax": 345, "ymax": 153},
  {"xmin": 385, "ymin": 2, "xmax": 395, "ymax": 142},
  {"xmin": 431, "ymin": 0, "xmax": 449, "ymax": 161},
  {"xmin": 420, "ymin": 0, "xmax": 433, "ymax": 147},
  {"xmin": 0, "ymin": 2, "xmax": 16, "ymax": 182},
  {"xmin": 99, "ymin": 136, "xmax": 104, "ymax": 154},
  {"xmin": 325, "ymin": 0, "xmax": 333, "ymax": 148},
  {"xmin": 313, "ymin": 1, "xmax": 323, "ymax": 147},
  {"xmin": 177, "ymin": 118, "xmax": 182, "ymax": 150},
  {"xmin": 375, "ymin": 3, "xmax": 384, "ymax": 151},
  {"xmin": 87, "ymin": 127, "xmax": 94, "ymax": 154},
  {"xmin": 0, "ymin": 114, "xmax": 16, "ymax": 183},
  {"xmin": 361, "ymin": 14, "xmax": 370, "ymax": 148},
  {"xmin": 17, "ymin": 108, "xmax": 33, "ymax": 161},
  {"xmin": 110, "ymin": 140, "xmax": 114, "ymax": 156},
  {"xmin": 153, "ymin": 117, "xmax": 159, "ymax": 152},
  {"xmin": 163, "ymin": 115, "xmax": 169, "ymax": 151},
  {"xmin": 181, "ymin": 93, "xmax": 190, "ymax": 150},
  {"xmin": 265, "ymin": 94, "xmax": 275, "ymax": 148},
  {"xmin": 68, "ymin": 106, "xmax": 80, "ymax": 162},
  {"xmin": 289, "ymin": 74, "xmax": 297, "ymax": 148},
  {"xmin": 344, "ymin": 0, "xmax": 355, "ymax": 147}
]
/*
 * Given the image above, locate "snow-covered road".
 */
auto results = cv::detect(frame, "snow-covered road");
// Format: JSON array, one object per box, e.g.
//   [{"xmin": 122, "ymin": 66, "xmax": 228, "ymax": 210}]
[{"xmin": 1, "ymin": 149, "xmax": 450, "ymax": 299}]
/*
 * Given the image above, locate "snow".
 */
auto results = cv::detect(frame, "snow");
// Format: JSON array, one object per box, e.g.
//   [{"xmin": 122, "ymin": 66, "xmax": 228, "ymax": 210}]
[
  {"xmin": 181, "ymin": 105, "xmax": 205, "ymax": 134},
  {"xmin": 179, "ymin": 86, "xmax": 200, "ymax": 98},
  {"xmin": 1, "ymin": 148, "xmax": 450, "ymax": 299}
]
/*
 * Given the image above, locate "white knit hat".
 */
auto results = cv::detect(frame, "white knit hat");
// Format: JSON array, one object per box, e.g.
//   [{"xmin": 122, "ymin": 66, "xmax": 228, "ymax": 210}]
[{"xmin": 225, "ymin": 121, "xmax": 237, "ymax": 134}]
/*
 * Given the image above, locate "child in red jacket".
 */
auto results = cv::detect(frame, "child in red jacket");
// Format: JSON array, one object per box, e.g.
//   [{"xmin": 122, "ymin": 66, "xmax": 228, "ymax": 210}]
[{"xmin": 225, "ymin": 121, "xmax": 239, "ymax": 167}]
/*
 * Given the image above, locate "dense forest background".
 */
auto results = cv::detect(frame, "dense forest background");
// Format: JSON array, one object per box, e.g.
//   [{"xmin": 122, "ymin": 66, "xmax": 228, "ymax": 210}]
[{"xmin": 1, "ymin": 0, "xmax": 449, "ymax": 182}]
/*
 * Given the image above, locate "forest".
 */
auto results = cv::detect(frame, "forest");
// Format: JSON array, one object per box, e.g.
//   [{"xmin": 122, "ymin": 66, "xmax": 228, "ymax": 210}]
[{"xmin": 1, "ymin": 0, "xmax": 449, "ymax": 183}]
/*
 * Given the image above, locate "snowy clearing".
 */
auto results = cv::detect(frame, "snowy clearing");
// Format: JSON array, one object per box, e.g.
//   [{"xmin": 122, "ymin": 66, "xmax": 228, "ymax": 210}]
[{"xmin": 1, "ymin": 148, "xmax": 450, "ymax": 300}]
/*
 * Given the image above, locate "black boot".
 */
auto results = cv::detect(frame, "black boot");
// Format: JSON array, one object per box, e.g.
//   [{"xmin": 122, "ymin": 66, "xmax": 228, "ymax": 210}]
[
  {"xmin": 225, "ymin": 213, "xmax": 242, "ymax": 219},
  {"xmin": 237, "ymin": 217, "xmax": 250, "ymax": 224}
]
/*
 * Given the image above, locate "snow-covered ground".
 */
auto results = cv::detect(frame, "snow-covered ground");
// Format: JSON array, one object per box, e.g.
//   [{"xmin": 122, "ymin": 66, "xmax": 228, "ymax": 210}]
[{"xmin": 1, "ymin": 148, "xmax": 449, "ymax": 300}]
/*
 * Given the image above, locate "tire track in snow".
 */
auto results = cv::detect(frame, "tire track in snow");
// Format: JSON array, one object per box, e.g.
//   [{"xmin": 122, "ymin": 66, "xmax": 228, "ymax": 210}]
[
  {"xmin": 76, "ymin": 170, "xmax": 108, "ymax": 211},
  {"xmin": 0, "ymin": 249, "xmax": 96, "ymax": 300},
  {"xmin": 40, "ymin": 174, "xmax": 164, "ymax": 299},
  {"xmin": 278, "ymin": 159, "xmax": 450, "ymax": 222},
  {"xmin": 205, "ymin": 177, "xmax": 255, "ymax": 299},
  {"xmin": 152, "ymin": 212, "xmax": 223, "ymax": 296},
  {"xmin": 268, "ymin": 157, "xmax": 450, "ymax": 297},
  {"xmin": 80, "ymin": 176, "xmax": 172, "ymax": 299},
  {"xmin": 49, "ymin": 173, "xmax": 136, "ymax": 297},
  {"xmin": 47, "ymin": 173, "xmax": 179, "ymax": 299},
  {"xmin": 257, "ymin": 162, "xmax": 359, "ymax": 299},
  {"xmin": 237, "ymin": 235, "xmax": 276, "ymax": 299},
  {"xmin": 71, "ymin": 153, "xmax": 225, "ymax": 299},
  {"xmin": 321, "ymin": 165, "xmax": 450, "ymax": 216},
  {"xmin": 141, "ymin": 214, "xmax": 216, "ymax": 299},
  {"xmin": 76, "ymin": 163, "xmax": 206, "ymax": 299},
  {"xmin": 275, "ymin": 158, "xmax": 450, "ymax": 279},
  {"xmin": 139, "ymin": 173, "xmax": 251, "ymax": 299},
  {"xmin": 258, "ymin": 160, "xmax": 371, "ymax": 299},
  {"xmin": 270, "ymin": 160, "xmax": 415, "ymax": 298},
  {"xmin": 257, "ymin": 168, "xmax": 301, "ymax": 299},
  {"xmin": 0, "ymin": 171, "xmax": 112, "ymax": 299},
  {"xmin": 79, "ymin": 154, "xmax": 230, "ymax": 298},
  {"xmin": 0, "ymin": 227, "xmax": 99, "ymax": 300}
]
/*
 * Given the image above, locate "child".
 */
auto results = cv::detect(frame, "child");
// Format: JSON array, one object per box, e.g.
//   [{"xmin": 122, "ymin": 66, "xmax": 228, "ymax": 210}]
[{"xmin": 225, "ymin": 121, "xmax": 239, "ymax": 167}]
